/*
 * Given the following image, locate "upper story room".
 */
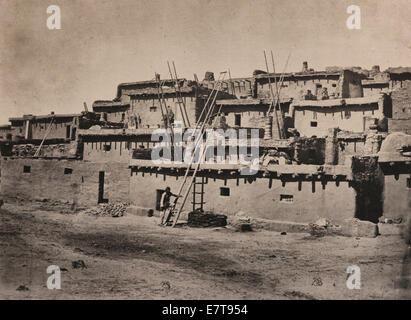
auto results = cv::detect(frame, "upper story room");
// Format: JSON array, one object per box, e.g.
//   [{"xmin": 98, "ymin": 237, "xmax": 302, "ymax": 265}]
[
  {"xmin": 253, "ymin": 62, "xmax": 366, "ymax": 101},
  {"xmin": 92, "ymin": 74, "xmax": 235, "ymax": 129},
  {"xmin": 6, "ymin": 112, "xmax": 101, "ymax": 143}
]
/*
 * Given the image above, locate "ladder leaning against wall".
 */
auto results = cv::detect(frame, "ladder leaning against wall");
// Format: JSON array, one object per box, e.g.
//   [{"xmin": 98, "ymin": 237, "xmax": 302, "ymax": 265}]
[{"xmin": 162, "ymin": 71, "xmax": 228, "ymax": 227}]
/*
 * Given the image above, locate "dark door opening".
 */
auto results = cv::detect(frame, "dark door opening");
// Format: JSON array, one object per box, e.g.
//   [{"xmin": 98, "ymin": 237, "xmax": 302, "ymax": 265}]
[
  {"xmin": 235, "ymin": 114, "xmax": 241, "ymax": 127},
  {"xmin": 66, "ymin": 125, "xmax": 71, "ymax": 139},
  {"xmin": 98, "ymin": 171, "xmax": 108, "ymax": 204},
  {"xmin": 155, "ymin": 189, "xmax": 165, "ymax": 210}
]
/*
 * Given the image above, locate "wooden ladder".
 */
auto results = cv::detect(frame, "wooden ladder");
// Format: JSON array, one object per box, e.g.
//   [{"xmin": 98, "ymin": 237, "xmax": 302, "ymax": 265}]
[
  {"xmin": 162, "ymin": 71, "xmax": 227, "ymax": 227},
  {"xmin": 167, "ymin": 61, "xmax": 191, "ymax": 128},
  {"xmin": 191, "ymin": 176, "xmax": 205, "ymax": 212},
  {"xmin": 155, "ymin": 73, "xmax": 174, "ymax": 146}
]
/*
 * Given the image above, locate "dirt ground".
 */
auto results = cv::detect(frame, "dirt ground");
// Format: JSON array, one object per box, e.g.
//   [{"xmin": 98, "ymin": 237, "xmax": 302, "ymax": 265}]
[{"xmin": 0, "ymin": 201, "xmax": 410, "ymax": 300}]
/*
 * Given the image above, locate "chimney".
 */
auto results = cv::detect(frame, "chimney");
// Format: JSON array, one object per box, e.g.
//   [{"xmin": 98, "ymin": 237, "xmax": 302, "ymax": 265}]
[
  {"xmin": 371, "ymin": 65, "xmax": 381, "ymax": 74},
  {"xmin": 302, "ymin": 61, "xmax": 308, "ymax": 72}
]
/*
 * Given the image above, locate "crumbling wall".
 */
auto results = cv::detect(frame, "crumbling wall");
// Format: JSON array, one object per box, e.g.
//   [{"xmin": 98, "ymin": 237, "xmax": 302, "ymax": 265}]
[
  {"xmin": 389, "ymin": 80, "xmax": 411, "ymax": 134},
  {"xmin": 341, "ymin": 70, "xmax": 364, "ymax": 98},
  {"xmin": 0, "ymin": 159, "xmax": 129, "ymax": 206},
  {"xmin": 351, "ymin": 156, "xmax": 384, "ymax": 223},
  {"xmin": 10, "ymin": 141, "xmax": 80, "ymax": 158}
]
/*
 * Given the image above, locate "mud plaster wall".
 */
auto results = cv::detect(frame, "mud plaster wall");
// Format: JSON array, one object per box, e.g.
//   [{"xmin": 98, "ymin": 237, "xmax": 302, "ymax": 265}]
[
  {"xmin": 83, "ymin": 141, "xmax": 132, "ymax": 163},
  {"xmin": 129, "ymin": 172, "xmax": 356, "ymax": 224},
  {"xmin": 129, "ymin": 96, "xmax": 197, "ymax": 128},
  {"xmin": 294, "ymin": 105, "xmax": 379, "ymax": 137},
  {"xmin": 258, "ymin": 78, "xmax": 341, "ymax": 100},
  {"xmin": 0, "ymin": 159, "xmax": 129, "ymax": 205},
  {"xmin": 389, "ymin": 80, "xmax": 411, "ymax": 134},
  {"xmin": 383, "ymin": 174, "xmax": 411, "ymax": 221}
]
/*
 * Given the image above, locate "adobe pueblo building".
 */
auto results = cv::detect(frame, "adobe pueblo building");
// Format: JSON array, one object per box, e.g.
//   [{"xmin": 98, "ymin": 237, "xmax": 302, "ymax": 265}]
[{"xmin": 0, "ymin": 63, "xmax": 410, "ymax": 232}]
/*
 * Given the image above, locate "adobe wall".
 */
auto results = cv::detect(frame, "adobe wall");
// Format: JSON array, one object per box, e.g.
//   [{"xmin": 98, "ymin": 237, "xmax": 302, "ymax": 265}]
[
  {"xmin": 294, "ymin": 105, "xmax": 379, "ymax": 137},
  {"xmin": 389, "ymin": 80, "xmax": 411, "ymax": 134},
  {"xmin": 258, "ymin": 78, "xmax": 341, "ymax": 100},
  {"xmin": 83, "ymin": 141, "xmax": 132, "ymax": 163},
  {"xmin": 383, "ymin": 174, "xmax": 411, "ymax": 221},
  {"xmin": 0, "ymin": 159, "xmax": 129, "ymax": 206},
  {"xmin": 129, "ymin": 95, "xmax": 198, "ymax": 128},
  {"xmin": 341, "ymin": 70, "xmax": 364, "ymax": 98},
  {"xmin": 129, "ymin": 172, "xmax": 356, "ymax": 224}
]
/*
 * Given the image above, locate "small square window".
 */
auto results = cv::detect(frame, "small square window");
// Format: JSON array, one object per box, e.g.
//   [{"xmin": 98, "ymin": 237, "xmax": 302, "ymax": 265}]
[
  {"xmin": 220, "ymin": 187, "xmax": 230, "ymax": 196},
  {"xmin": 310, "ymin": 121, "xmax": 318, "ymax": 127},
  {"xmin": 150, "ymin": 106, "xmax": 157, "ymax": 112},
  {"xmin": 280, "ymin": 194, "xmax": 294, "ymax": 203},
  {"xmin": 23, "ymin": 166, "xmax": 31, "ymax": 173},
  {"xmin": 332, "ymin": 84, "xmax": 337, "ymax": 87},
  {"xmin": 64, "ymin": 168, "xmax": 73, "ymax": 174},
  {"xmin": 103, "ymin": 144, "xmax": 111, "ymax": 151}
]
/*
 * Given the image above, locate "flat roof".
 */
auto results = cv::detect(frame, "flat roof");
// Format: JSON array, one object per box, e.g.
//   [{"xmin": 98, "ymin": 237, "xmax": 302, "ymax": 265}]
[
  {"xmin": 291, "ymin": 96, "xmax": 381, "ymax": 108},
  {"xmin": 9, "ymin": 113, "xmax": 82, "ymax": 122}
]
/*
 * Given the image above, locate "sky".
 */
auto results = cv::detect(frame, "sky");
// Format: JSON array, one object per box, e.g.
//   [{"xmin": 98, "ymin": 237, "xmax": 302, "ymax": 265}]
[{"xmin": 0, "ymin": 0, "xmax": 410, "ymax": 124}]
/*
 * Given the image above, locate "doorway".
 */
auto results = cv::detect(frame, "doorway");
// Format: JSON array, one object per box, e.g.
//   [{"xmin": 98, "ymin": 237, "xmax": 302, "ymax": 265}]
[
  {"xmin": 98, "ymin": 171, "xmax": 108, "ymax": 204},
  {"xmin": 235, "ymin": 114, "xmax": 241, "ymax": 127}
]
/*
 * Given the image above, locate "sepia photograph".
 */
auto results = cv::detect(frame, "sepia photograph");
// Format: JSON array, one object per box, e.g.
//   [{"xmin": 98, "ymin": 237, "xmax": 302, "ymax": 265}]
[{"xmin": 0, "ymin": 0, "xmax": 410, "ymax": 306}]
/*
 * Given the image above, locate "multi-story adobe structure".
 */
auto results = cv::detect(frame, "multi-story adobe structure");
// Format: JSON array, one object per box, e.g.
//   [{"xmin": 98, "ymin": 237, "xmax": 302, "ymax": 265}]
[{"xmin": 0, "ymin": 66, "xmax": 409, "ymax": 229}]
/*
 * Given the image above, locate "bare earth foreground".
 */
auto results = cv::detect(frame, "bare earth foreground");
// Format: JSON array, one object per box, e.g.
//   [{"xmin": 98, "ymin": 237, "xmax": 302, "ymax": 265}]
[{"xmin": 0, "ymin": 202, "xmax": 409, "ymax": 300}]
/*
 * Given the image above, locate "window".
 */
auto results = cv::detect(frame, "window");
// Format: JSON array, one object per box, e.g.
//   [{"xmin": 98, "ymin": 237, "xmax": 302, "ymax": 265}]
[
  {"xmin": 64, "ymin": 168, "xmax": 73, "ymax": 174},
  {"xmin": 220, "ymin": 187, "xmax": 230, "ymax": 196},
  {"xmin": 150, "ymin": 106, "xmax": 157, "ymax": 112},
  {"xmin": 407, "ymin": 178, "xmax": 411, "ymax": 189},
  {"xmin": 103, "ymin": 144, "xmax": 111, "ymax": 151},
  {"xmin": 280, "ymin": 194, "xmax": 294, "ymax": 203},
  {"xmin": 344, "ymin": 110, "xmax": 351, "ymax": 119},
  {"xmin": 23, "ymin": 166, "xmax": 31, "ymax": 173},
  {"xmin": 310, "ymin": 121, "xmax": 318, "ymax": 127},
  {"xmin": 332, "ymin": 83, "xmax": 337, "ymax": 87}
]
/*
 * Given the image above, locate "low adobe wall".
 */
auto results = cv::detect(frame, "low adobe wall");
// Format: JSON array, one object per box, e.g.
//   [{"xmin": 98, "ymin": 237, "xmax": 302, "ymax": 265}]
[
  {"xmin": 0, "ymin": 158, "xmax": 129, "ymax": 205},
  {"xmin": 129, "ymin": 171, "xmax": 356, "ymax": 224}
]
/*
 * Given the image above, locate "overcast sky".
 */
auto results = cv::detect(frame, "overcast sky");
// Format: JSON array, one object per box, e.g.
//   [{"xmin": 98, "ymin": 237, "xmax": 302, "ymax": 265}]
[{"xmin": 0, "ymin": 0, "xmax": 410, "ymax": 124}]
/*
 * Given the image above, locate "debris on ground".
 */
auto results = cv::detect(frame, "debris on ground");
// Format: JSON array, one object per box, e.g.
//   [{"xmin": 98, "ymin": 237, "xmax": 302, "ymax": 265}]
[
  {"xmin": 309, "ymin": 218, "xmax": 332, "ymax": 237},
  {"xmin": 16, "ymin": 285, "xmax": 29, "ymax": 291},
  {"xmin": 378, "ymin": 216, "xmax": 403, "ymax": 224},
  {"xmin": 187, "ymin": 211, "xmax": 227, "ymax": 228},
  {"xmin": 82, "ymin": 202, "xmax": 130, "ymax": 217},
  {"xmin": 312, "ymin": 277, "xmax": 323, "ymax": 286},
  {"xmin": 72, "ymin": 260, "xmax": 87, "ymax": 269}
]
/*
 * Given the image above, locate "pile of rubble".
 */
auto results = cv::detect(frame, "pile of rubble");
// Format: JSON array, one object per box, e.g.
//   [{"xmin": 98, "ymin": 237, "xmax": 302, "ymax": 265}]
[
  {"xmin": 187, "ymin": 210, "xmax": 227, "ymax": 228},
  {"xmin": 82, "ymin": 202, "xmax": 130, "ymax": 217}
]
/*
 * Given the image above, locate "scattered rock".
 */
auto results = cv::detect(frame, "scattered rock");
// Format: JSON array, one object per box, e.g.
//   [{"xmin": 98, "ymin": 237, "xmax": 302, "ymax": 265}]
[
  {"xmin": 188, "ymin": 211, "xmax": 227, "ymax": 228},
  {"xmin": 239, "ymin": 224, "xmax": 253, "ymax": 232},
  {"xmin": 82, "ymin": 202, "xmax": 129, "ymax": 217},
  {"xmin": 312, "ymin": 277, "xmax": 323, "ymax": 286},
  {"xmin": 161, "ymin": 281, "xmax": 171, "ymax": 291},
  {"xmin": 72, "ymin": 260, "xmax": 87, "ymax": 269},
  {"xmin": 16, "ymin": 285, "xmax": 29, "ymax": 291}
]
